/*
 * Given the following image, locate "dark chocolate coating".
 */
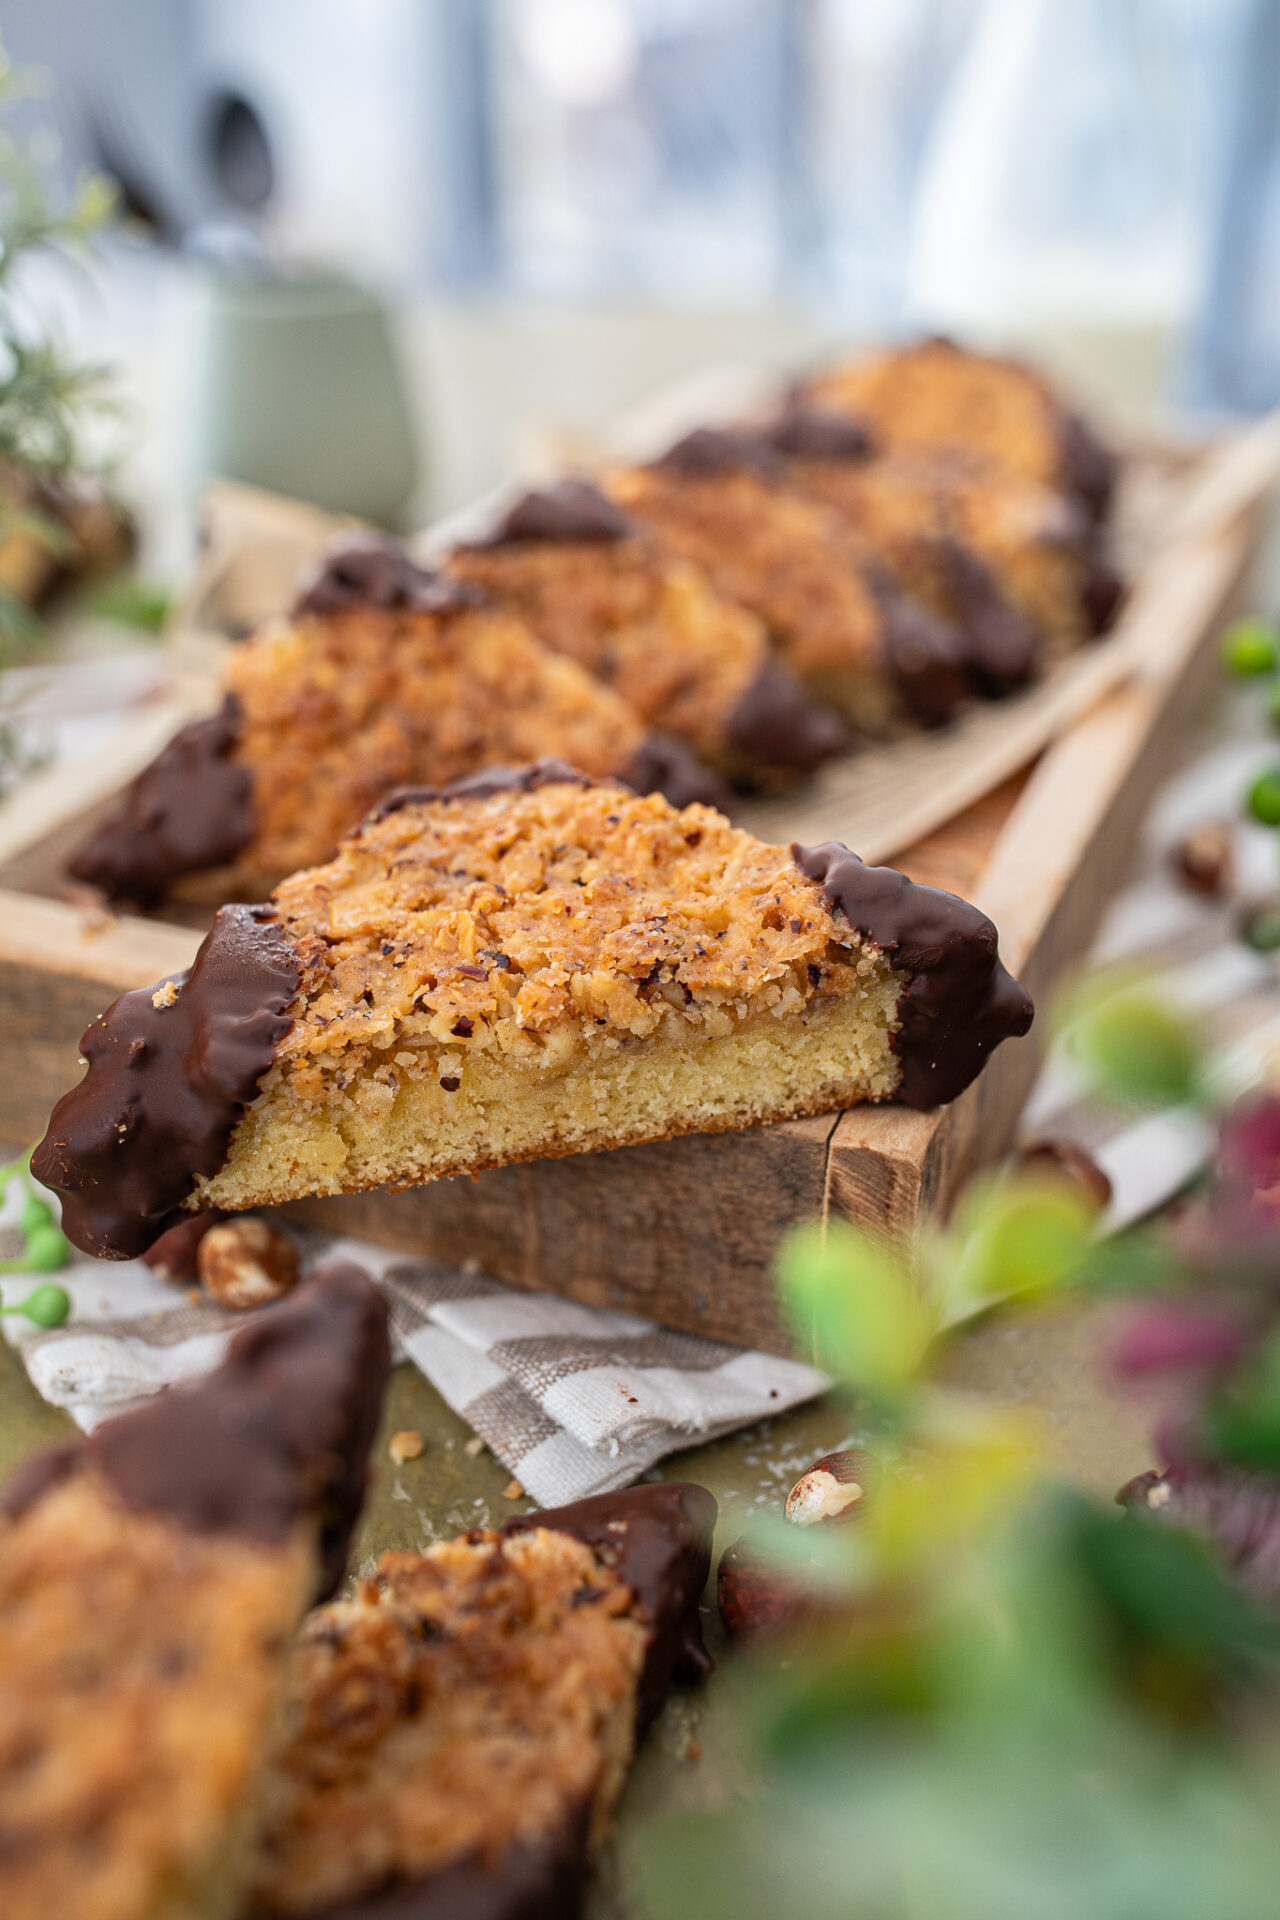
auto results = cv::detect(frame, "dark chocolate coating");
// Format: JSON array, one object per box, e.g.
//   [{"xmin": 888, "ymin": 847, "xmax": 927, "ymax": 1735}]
[
  {"xmin": 478, "ymin": 479, "xmax": 634, "ymax": 546},
  {"xmin": 616, "ymin": 733, "xmax": 733, "ymax": 814},
  {"xmin": 791, "ymin": 840, "xmax": 1033, "ymax": 1107},
  {"xmin": 305, "ymin": 1807, "xmax": 592, "ymax": 1920},
  {"xmin": 651, "ymin": 425, "xmax": 783, "ymax": 483},
  {"xmin": 294, "ymin": 533, "xmax": 486, "ymax": 618},
  {"xmin": 506, "ymin": 1480, "xmax": 718, "ymax": 1731},
  {"xmin": 765, "ymin": 405, "xmax": 874, "ymax": 463},
  {"xmin": 2, "ymin": 1263, "xmax": 391, "ymax": 1601},
  {"xmin": 874, "ymin": 581, "xmax": 971, "ymax": 728},
  {"xmin": 1060, "ymin": 409, "xmax": 1117, "ymax": 525},
  {"xmin": 363, "ymin": 759, "xmax": 595, "ymax": 826},
  {"xmin": 31, "ymin": 903, "xmax": 301, "ymax": 1259},
  {"xmin": 67, "ymin": 696, "xmax": 254, "ymax": 907},
  {"xmin": 936, "ymin": 540, "xmax": 1041, "ymax": 696},
  {"xmin": 1082, "ymin": 542, "xmax": 1125, "ymax": 636},
  {"xmin": 724, "ymin": 657, "xmax": 849, "ymax": 773}
]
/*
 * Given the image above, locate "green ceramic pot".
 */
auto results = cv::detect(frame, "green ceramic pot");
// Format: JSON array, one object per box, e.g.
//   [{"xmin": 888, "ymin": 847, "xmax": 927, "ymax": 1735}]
[{"xmin": 191, "ymin": 265, "xmax": 419, "ymax": 527}]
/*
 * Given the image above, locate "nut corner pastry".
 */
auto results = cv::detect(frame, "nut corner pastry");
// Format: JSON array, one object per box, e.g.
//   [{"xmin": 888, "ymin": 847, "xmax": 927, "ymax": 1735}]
[
  {"xmin": 0, "ymin": 1263, "xmax": 391, "ymax": 1920},
  {"xmin": 35, "ymin": 763, "xmax": 1032, "ymax": 1259},
  {"xmin": 68, "ymin": 532, "xmax": 726, "ymax": 909}
]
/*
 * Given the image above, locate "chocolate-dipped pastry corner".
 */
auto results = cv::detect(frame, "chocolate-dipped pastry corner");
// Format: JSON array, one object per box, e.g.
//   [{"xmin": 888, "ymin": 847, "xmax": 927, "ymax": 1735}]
[
  {"xmin": 790, "ymin": 840, "xmax": 1034, "ymax": 1106},
  {"xmin": 249, "ymin": 1480, "xmax": 717, "ymax": 1920},
  {"xmin": 68, "ymin": 695, "xmax": 255, "ymax": 907},
  {"xmin": 447, "ymin": 478, "xmax": 849, "ymax": 786},
  {"xmin": 31, "ymin": 901, "xmax": 302, "ymax": 1259},
  {"xmin": 0, "ymin": 1262, "xmax": 391, "ymax": 1920}
]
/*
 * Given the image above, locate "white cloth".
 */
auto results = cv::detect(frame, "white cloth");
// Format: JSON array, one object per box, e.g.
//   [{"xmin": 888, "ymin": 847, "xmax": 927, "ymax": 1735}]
[{"xmin": 0, "ymin": 1216, "xmax": 827, "ymax": 1507}]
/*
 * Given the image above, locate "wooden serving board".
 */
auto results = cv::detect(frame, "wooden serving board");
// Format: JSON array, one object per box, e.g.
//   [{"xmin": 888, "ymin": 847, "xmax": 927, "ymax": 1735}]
[{"xmin": 0, "ymin": 426, "xmax": 1272, "ymax": 1354}]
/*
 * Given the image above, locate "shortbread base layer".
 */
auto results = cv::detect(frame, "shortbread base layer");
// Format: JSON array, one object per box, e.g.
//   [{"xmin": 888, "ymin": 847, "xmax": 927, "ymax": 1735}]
[{"xmin": 194, "ymin": 978, "xmax": 902, "ymax": 1213}]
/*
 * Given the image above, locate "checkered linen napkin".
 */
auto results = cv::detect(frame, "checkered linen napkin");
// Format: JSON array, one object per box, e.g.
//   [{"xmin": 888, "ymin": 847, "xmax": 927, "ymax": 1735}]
[{"xmin": 0, "ymin": 1223, "xmax": 827, "ymax": 1507}]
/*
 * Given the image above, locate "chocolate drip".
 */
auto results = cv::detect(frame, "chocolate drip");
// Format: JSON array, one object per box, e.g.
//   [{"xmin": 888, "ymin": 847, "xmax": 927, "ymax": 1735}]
[
  {"xmin": 479, "ymin": 479, "xmax": 634, "ymax": 546},
  {"xmin": 791, "ymin": 841, "xmax": 1033, "ymax": 1107},
  {"xmin": 935, "ymin": 540, "xmax": 1041, "ymax": 696},
  {"xmin": 616, "ymin": 733, "xmax": 732, "ymax": 814},
  {"xmin": 724, "ymin": 656, "xmax": 849, "ymax": 773},
  {"xmin": 3, "ymin": 1264, "xmax": 390, "ymax": 1601},
  {"xmin": 507, "ymin": 1481, "xmax": 717, "ymax": 1731},
  {"xmin": 1082, "ymin": 542, "xmax": 1125, "ymax": 636},
  {"xmin": 363, "ymin": 759, "xmax": 596, "ymax": 826},
  {"xmin": 68, "ymin": 696, "xmax": 254, "ymax": 906},
  {"xmin": 31, "ymin": 903, "xmax": 302, "ymax": 1259},
  {"xmin": 305, "ymin": 1807, "xmax": 592, "ymax": 1920},
  {"xmin": 874, "ymin": 582, "xmax": 970, "ymax": 728},
  {"xmin": 294, "ymin": 533, "xmax": 486, "ymax": 618},
  {"xmin": 1059, "ymin": 410, "xmax": 1117, "ymax": 525},
  {"xmin": 652, "ymin": 425, "xmax": 783, "ymax": 483},
  {"xmin": 766, "ymin": 405, "xmax": 874, "ymax": 464}
]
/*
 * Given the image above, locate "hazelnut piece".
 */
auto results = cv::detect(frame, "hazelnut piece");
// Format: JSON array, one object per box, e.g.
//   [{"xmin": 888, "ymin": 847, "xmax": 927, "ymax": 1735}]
[
  {"xmin": 198, "ymin": 1217, "xmax": 300, "ymax": 1310},
  {"xmin": 1173, "ymin": 823, "xmax": 1232, "ymax": 896},
  {"xmin": 785, "ymin": 1449, "xmax": 871, "ymax": 1527},
  {"xmin": 1016, "ymin": 1138, "xmax": 1113, "ymax": 1214},
  {"xmin": 143, "ymin": 1210, "xmax": 224, "ymax": 1282},
  {"xmin": 717, "ymin": 1535, "xmax": 809, "ymax": 1644}
]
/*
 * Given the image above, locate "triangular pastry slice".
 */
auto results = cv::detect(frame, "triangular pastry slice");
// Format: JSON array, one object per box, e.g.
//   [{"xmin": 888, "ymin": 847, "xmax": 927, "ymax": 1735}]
[
  {"xmin": 0, "ymin": 1264, "xmax": 391, "ymax": 1920},
  {"xmin": 35, "ymin": 763, "xmax": 1032, "ymax": 1259}
]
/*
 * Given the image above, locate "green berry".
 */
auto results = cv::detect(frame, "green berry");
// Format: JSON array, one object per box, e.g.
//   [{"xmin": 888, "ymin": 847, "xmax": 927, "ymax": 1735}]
[
  {"xmin": 15, "ymin": 1283, "xmax": 70, "ymax": 1329},
  {"xmin": 1072, "ymin": 991, "xmax": 1199, "ymax": 1109},
  {"xmin": 1247, "ymin": 770, "xmax": 1280, "ymax": 826},
  {"xmin": 19, "ymin": 1193, "xmax": 54, "ymax": 1236},
  {"xmin": 1223, "ymin": 616, "xmax": 1280, "ymax": 676},
  {"xmin": 21, "ymin": 1224, "xmax": 68, "ymax": 1272},
  {"xmin": 1241, "ymin": 900, "xmax": 1280, "ymax": 951}
]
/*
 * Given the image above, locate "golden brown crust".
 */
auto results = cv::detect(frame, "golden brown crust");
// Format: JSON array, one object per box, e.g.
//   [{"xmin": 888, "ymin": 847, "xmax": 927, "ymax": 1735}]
[
  {"xmin": 266, "ymin": 777, "xmax": 885, "ymax": 1100},
  {"xmin": 804, "ymin": 338, "xmax": 1093, "ymax": 501},
  {"xmin": 791, "ymin": 451, "xmax": 1091, "ymax": 648},
  {"xmin": 446, "ymin": 537, "xmax": 768, "ymax": 766},
  {"xmin": 0, "ymin": 1471, "xmax": 311, "ymax": 1920},
  {"xmin": 606, "ymin": 461, "xmax": 888, "ymax": 686},
  {"xmin": 224, "ymin": 602, "xmax": 645, "ymax": 882},
  {"xmin": 250, "ymin": 1529, "xmax": 647, "ymax": 1916}
]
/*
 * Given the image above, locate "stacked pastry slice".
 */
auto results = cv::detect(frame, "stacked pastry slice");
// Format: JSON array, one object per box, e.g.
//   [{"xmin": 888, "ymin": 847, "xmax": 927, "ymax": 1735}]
[
  {"xmin": 69, "ymin": 534, "xmax": 724, "ymax": 910},
  {"xmin": 35, "ymin": 764, "xmax": 1032, "ymax": 1261},
  {"xmin": 446, "ymin": 476, "xmax": 849, "ymax": 787}
]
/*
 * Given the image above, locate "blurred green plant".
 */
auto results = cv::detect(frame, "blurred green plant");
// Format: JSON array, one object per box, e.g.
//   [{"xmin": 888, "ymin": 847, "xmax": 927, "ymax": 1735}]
[{"xmin": 630, "ymin": 981, "xmax": 1280, "ymax": 1920}]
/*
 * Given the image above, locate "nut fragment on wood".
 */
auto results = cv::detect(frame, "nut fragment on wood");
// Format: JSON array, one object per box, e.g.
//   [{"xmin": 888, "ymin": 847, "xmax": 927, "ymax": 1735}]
[
  {"xmin": 1016, "ymin": 1137, "xmax": 1113, "ymax": 1213},
  {"xmin": 198, "ymin": 1217, "xmax": 300, "ymax": 1310},
  {"xmin": 502, "ymin": 1479, "xmax": 525, "ymax": 1500},
  {"xmin": 1172, "ymin": 823, "xmax": 1233, "ymax": 896},
  {"xmin": 389, "ymin": 1429, "xmax": 424, "ymax": 1465},
  {"xmin": 785, "ymin": 1450, "xmax": 870, "ymax": 1527}
]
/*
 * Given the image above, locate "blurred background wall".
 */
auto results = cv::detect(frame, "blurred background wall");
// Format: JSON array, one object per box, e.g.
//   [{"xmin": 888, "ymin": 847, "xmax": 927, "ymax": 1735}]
[{"xmin": 0, "ymin": 0, "xmax": 1275, "ymax": 531}]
